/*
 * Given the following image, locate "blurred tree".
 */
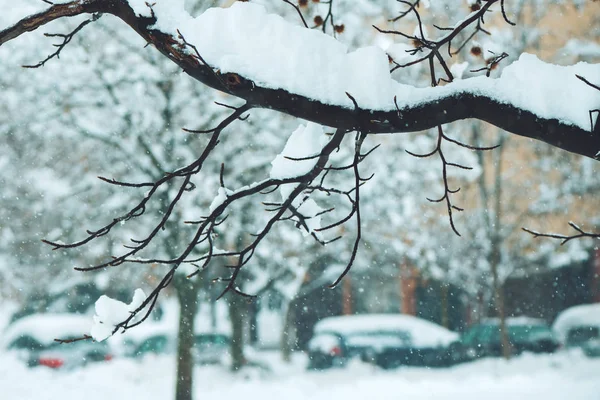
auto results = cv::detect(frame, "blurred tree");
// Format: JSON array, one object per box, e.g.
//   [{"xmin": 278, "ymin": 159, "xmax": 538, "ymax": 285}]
[{"xmin": 0, "ymin": 2, "xmax": 598, "ymax": 394}]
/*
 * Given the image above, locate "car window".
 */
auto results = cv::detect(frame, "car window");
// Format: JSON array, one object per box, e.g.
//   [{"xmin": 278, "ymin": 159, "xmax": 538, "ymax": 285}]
[
  {"xmin": 478, "ymin": 325, "xmax": 499, "ymax": 343},
  {"xmin": 461, "ymin": 326, "xmax": 481, "ymax": 344},
  {"xmin": 135, "ymin": 336, "xmax": 170, "ymax": 354},
  {"xmin": 345, "ymin": 332, "xmax": 411, "ymax": 349},
  {"xmin": 8, "ymin": 335, "xmax": 45, "ymax": 351},
  {"xmin": 195, "ymin": 334, "xmax": 229, "ymax": 346},
  {"xmin": 567, "ymin": 326, "xmax": 600, "ymax": 345},
  {"xmin": 509, "ymin": 325, "xmax": 552, "ymax": 342},
  {"xmin": 213, "ymin": 335, "xmax": 229, "ymax": 345}
]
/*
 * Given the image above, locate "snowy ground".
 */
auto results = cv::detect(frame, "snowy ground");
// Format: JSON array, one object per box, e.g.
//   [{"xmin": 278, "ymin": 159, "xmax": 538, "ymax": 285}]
[{"xmin": 1, "ymin": 350, "xmax": 599, "ymax": 400}]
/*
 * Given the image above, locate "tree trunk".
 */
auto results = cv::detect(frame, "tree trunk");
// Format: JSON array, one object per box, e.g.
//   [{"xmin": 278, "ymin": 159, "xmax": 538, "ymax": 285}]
[
  {"xmin": 228, "ymin": 292, "xmax": 246, "ymax": 371},
  {"xmin": 440, "ymin": 283, "xmax": 449, "ymax": 329},
  {"xmin": 342, "ymin": 274, "xmax": 353, "ymax": 315},
  {"xmin": 491, "ymin": 253, "xmax": 511, "ymax": 359},
  {"xmin": 174, "ymin": 275, "xmax": 200, "ymax": 400},
  {"xmin": 496, "ymin": 284, "xmax": 511, "ymax": 359},
  {"xmin": 490, "ymin": 135, "xmax": 511, "ymax": 360},
  {"xmin": 474, "ymin": 125, "xmax": 511, "ymax": 360},
  {"xmin": 281, "ymin": 300, "xmax": 297, "ymax": 363}
]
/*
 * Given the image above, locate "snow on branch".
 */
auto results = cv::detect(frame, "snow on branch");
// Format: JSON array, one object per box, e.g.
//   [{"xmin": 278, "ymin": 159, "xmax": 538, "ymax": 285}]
[
  {"xmin": 0, "ymin": 0, "xmax": 599, "ymax": 159},
  {"xmin": 91, "ymin": 289, "xmax": 147, "ymax": 341}
]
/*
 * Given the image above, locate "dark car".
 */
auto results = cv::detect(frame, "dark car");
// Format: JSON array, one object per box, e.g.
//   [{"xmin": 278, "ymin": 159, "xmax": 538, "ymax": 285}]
[
  {"xmin": 561, "ymin": 325, "xmax": 600, "ymax": 357},
  {"xmin": 448, "ymin": 317, "xmax": 560, "ymax": 364},
  {"xmin": 3, "ymin": 314, "xmax": 112, "ymax": 370},
  {"xmin": 552, "ymin": 303, "xmax": 600, "ymax": 357},
  {"xmin": 128, "ymin": 333, "xmax": 173, "ymax": 358},
  {"xmin": 126, "ymin": 328, "xmax": 230, "ymax": 365},
  {"xmin": 307, "ymin": 314, "xmax": 458, "ymax": 370},
  {"xmin": 193, "ymin": 333, "xmax": 230, "ymax": 365}
]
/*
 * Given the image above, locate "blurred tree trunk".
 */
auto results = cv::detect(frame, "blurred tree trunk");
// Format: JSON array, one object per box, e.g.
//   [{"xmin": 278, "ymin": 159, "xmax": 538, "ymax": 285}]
[
  {"xmin": 473, "ymin": 124, "xmax": 511, "ymax": 359},
  {"xmin": 248, "ymin": 298, "xmax": 259, "ymax": 345},
  {"xmin": 342, "ymin": 274, "xmax": 353, "ymax": 315},
  {"xmin": 174, "ymin": 274, "xmax": 200, "ymax": 400},
  {"xmin": 228, "ymin": 292, "xmax": 247, "ymax": 371},
  {"xmin": 281, "ymin": 300, "xmax": 297, "ymax": 363},
  {"xmin": 440, "ymin": 283, "xmax": 449, "ymax": 329},
  {"xmin": 491, "ymin": 244, "xmax": 511, "ymax": 359},
  {"xmin": 489, "ymin": 134, "xmax": 511, "ymax": 360}
]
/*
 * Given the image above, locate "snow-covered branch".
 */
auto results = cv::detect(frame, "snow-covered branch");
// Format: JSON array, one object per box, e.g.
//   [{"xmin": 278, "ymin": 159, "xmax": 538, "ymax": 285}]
[{"xmin": 1, "ymin": 0, "xmax": 599, "ymax": 159}]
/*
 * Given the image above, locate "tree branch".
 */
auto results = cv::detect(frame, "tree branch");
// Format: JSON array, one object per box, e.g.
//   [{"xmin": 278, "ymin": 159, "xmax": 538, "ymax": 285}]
[
  {"xmin": 1, "ymin": 0, "xmax": 598, "ymax": 160},
  {"xmin": 523, "ymin": 222, "xmax": 600, "ymax": 245}
]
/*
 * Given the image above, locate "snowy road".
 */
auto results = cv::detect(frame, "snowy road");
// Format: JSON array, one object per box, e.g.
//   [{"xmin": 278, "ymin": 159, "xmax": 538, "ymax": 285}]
[{"xmin": 1, "ymin": 351, "xmax": 599, "ymax": 400}]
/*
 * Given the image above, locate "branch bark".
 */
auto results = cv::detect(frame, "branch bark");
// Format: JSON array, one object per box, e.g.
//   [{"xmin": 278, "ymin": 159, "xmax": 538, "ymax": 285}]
[{"xmin": 1, "ymin": 0, "xmax": 598, "ymax": 159}]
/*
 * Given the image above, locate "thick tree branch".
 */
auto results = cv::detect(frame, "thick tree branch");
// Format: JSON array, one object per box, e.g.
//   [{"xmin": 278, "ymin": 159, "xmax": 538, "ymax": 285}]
[{"xmin": 1, "ymin": 0, "xmax": 598, "ymax": 160}]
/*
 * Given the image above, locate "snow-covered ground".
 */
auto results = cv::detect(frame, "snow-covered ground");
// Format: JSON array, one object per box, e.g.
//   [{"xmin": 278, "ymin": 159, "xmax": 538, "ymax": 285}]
[{"xmin": 1, "ymin": 350, "xmax": 599, "ymax": 400}]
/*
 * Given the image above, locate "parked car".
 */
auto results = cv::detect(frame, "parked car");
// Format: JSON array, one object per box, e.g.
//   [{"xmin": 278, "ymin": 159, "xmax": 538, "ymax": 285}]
[
  {"xmin": 553, "ymin": 303, "xmax": 600, "ymax": 357},
  {"xmin": 193, "ymin": 333, "xmax": 230, "ymax": 364},
  {"xmin": 2, "ymin": 313, "xmax": 112, "ymax": 370},
  {"xmin": 128, "ymin": 333, "xmax": 173, "ymax": 358},
  {"xmin": 124, "ymin": 325, "xmax": 230, "ymax": 365},
  {"xmin": 307, "ymin": 314, "xmax": 458, "ymax": 370},
  {"xmin": 448, "ymin": 317, "xmax": 560, "ymax": 364}
]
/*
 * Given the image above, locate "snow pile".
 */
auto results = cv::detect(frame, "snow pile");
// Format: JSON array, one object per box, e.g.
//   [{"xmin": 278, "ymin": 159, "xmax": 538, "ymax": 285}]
[
  {"xmin": 313, "ymin": 313, "xmax": 459, "ymax": 348},
  {"xmin": 1, "ymin": 348, "xmax": 600, "ymax": 399},
  {"xmin": 91, "ymin": 289, "xmax": 146, "ymax": 341},
  {"xmin": 124, "ymin": 1, "xmax": 599, "ymax": 131},
  {"xmin": 553, "ymin": 303, "xmax": 600, "ymax": 342}
]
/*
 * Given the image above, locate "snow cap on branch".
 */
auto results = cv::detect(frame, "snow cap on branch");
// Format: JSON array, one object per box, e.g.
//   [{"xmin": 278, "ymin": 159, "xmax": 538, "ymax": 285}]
[
  {"xmin": 270, "ymin": 122, "xmax": 327, "ymax": 180},
  {"xmin": 91, "ymin": 288, "xmax": 146, "ymax": 341},
  {"xmin": 270, "ymin": 122, "xmax": 328, "ymax": 235}
]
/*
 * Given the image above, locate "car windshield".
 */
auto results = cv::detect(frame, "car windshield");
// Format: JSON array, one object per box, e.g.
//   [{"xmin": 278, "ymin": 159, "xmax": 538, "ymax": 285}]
[{"xmin": 345, "ymin": 331, "xmax": 411, "ymax": 349}]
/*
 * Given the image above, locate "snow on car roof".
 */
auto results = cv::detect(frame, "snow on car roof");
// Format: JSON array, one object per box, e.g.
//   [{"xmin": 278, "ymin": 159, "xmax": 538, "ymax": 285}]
[
  {"xmin": 313, "ymin": 314, "xmax": 458, "ymax": 347},
  {"xmin": 2, "ymin": 313, "xmax": 92, "ymax": 347},
  {"xmin": 553, "ymin": 303, "xmax": 600, "ymax": 341},
  {"xmin": 483, "ymin": 316, "xmax": 549, "ymax": 327}
]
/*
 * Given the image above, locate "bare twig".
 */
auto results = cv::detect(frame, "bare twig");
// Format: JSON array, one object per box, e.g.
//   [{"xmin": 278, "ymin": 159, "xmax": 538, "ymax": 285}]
[
  {"xmin": 523, "ymin": 222, "xmax": 600, "ymax": 245},
  {"xmin": 23, "ymin": 13, "xmax": 101, "ymax": 68}
]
